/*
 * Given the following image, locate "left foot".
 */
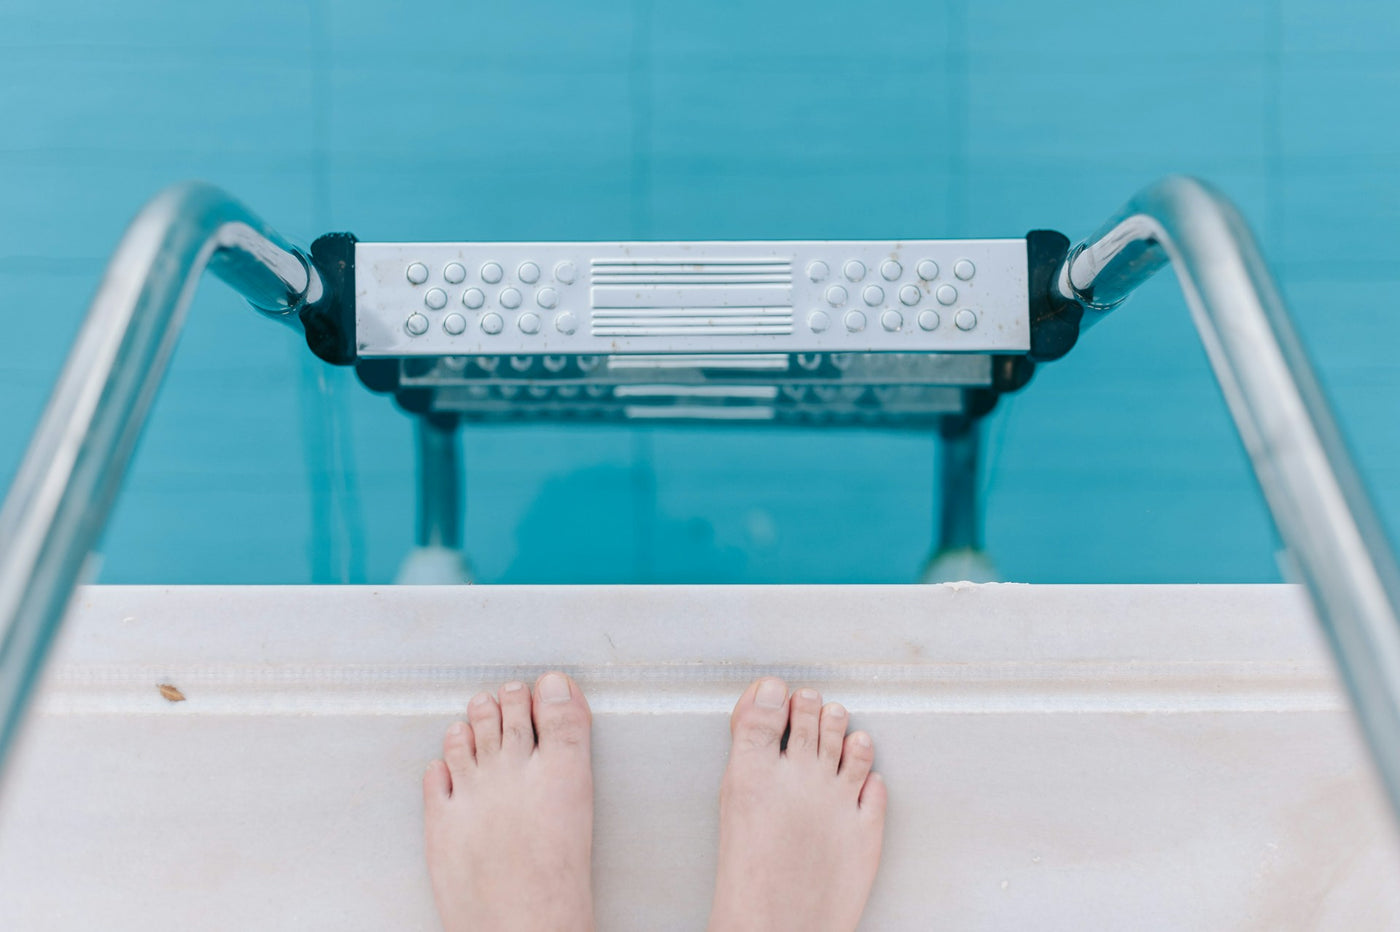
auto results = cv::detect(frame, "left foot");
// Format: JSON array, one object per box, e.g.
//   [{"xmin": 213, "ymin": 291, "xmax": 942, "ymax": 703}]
[{"xmin": 422, "ymin": 672, "xmax": 596, "ymax": 932}]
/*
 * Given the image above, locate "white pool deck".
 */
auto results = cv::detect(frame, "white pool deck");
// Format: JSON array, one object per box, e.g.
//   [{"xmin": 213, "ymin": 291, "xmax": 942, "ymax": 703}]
[{"xmin": 1, "ymin": 584, "xmax": 1397, "ymax": 929}]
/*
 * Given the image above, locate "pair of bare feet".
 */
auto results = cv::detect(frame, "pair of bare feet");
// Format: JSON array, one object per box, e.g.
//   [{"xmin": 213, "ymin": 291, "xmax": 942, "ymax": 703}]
[{"xmin": 423, "ymin": 672, "xmax": 886, "ymax": 931}]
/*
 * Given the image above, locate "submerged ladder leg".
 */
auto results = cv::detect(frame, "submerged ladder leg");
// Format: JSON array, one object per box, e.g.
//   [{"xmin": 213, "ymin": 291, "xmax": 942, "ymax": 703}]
[
  {"xmin": 395, "ymin": 414, "xmax": 472, "ymax": 584},
  {"xmin": 920, "ymin": 415, "xmax": 998, "ymax": 583}
]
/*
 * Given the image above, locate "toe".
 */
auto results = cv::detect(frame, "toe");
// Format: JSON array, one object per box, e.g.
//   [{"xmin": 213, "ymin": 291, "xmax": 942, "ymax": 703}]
[
  {"xmin": 467, "ymin": 691, "xmax": 502, "ymax": 757},
  {"xmin": 784, "ymin": 687, "xmax": 822, "ymax": 758},
  {"xmin": 531, "ymin": 672, "xmax": 592, "ymax": 757},
  {"xmin": 442, "ymin": 721, "xmax": 476, "ymax": 783},
  {"xmin": 730, "ymin": 677, "xmax": 789, "ymax": 755},
  {"xmin": 859, "ymin": 771, "xmax": 888, "ymax": 817},
  {"xmin": 839, "ymin": 730, "xmax": 875, "ymax": 791},
  {"xmin": 423, "ymin": 759, "xmax": 451, "ymax": 809},
  {"xmin": 818, "ymin": 702, "xmax": 848, "ymax": 772},
  {"xmin": 498, "ymin": 681, "xmax": 535, "ymax": 756}
]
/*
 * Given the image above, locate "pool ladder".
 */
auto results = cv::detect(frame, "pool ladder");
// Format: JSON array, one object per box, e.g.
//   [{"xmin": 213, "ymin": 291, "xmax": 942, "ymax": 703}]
[{"xmin": 2, "ymin": 177, "xmax": 1399, "ymax": 830}]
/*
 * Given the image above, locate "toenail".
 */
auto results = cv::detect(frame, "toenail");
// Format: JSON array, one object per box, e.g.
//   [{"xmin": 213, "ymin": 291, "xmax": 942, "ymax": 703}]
[
  {"xmin": 503, "ymin": 681, "xmax": 526, "ymax": 693},
  {"xmin": 448, "ymin": 722, "xmax": 466, "ymax": 737},
  {"xmin": 470, "ymin": 692, "xmax": 492, "ymax": 707},
  {"xmin": 538, "ymin": 672, "xmax": 571, "ymax": 703},
  {"xmin": 756, "ymin": 678, "xmax": 786, "ymax": 709},
  {"xmin": 827, "ymin": 703, "xmax": 847, "ymax": 718},
  {"xmin": 853, "ymin": 732, "xmax": 872, "ymax": 748},
  {"xmin": 797, "ymin": 688, "xmax": 819, "ymax": 702}
]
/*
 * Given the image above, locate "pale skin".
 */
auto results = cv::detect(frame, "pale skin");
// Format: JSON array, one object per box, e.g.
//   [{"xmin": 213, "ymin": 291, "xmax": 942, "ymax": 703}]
[{"xmin": 422, "ymin": 672, "xmax": 886, "ymax": 932}]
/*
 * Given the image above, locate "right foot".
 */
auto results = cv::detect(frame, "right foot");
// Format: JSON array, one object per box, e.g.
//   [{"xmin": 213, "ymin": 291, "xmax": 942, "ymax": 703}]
[{"xmin": 708, "ymin": 677, "xmax": 887, "ymax": 932}]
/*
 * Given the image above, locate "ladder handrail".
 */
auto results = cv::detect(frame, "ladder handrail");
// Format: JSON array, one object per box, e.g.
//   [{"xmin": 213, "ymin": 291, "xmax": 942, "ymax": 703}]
[
  {"xmin": 0, "ymin": 182, "xmax": 321, "ymax": 780},
  {"xmin": 1056, "ymin": 174, "xmax": 1400, "ymax": 819}
]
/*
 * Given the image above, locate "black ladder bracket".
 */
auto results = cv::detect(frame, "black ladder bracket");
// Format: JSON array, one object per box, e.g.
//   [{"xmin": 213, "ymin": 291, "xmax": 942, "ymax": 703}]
[
  {"xmin": 1025, "ymin": 229, "xmax": 1083, "ymax": 363},
  {"xmin": 301, "ymin": 232, "xmax": 359, "ymax": 366},
  {"xmin": 953, "ymin": 230, "xmax": 1082, "ymax": 423}
]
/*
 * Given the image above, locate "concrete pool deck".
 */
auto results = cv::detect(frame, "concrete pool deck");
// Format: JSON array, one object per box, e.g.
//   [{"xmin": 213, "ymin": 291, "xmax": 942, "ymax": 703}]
[{"xmin": 1, "ymin": 584, "xmax": 1395, "ymax": 929}]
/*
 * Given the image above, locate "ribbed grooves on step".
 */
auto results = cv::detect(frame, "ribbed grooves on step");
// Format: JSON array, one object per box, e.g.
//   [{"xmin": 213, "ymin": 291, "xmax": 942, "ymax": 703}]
[
  {"xmin": 590, "ymin": 258, "xmax": 792, "ymax": 285},
  {"xmin": 590, "ymin": 310, "xmax": 794, "ymax": 337},
  {"xmin": 606, "ymin": 354, "xmax": 790, "ymax": 370},
  {"xmin": 589, "ymin": 257, "xmax": 795, "ymax": 337}
]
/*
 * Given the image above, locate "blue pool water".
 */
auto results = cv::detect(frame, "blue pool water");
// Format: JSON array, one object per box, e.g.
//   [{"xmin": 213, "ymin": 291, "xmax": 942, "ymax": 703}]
[{"xmin": 0, "ymin": 0, "xmax": 1396, "ymax": 584}]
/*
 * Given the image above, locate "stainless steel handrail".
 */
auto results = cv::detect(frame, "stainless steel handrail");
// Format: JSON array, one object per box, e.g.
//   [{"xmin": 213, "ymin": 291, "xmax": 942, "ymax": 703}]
[
  {"xmin": 0, "ymin": 182, "xmax": 322, "ymax": 780},
  {"xmin": 1057, "ymin": 174, "xmax": 1400, "ymax": 819}
]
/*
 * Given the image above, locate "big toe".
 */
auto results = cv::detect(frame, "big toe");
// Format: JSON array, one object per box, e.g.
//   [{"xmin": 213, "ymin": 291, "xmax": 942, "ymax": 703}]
[
  {"xmin": 729, "ymin": 677, "xmax": 790, "ymax": 757},
  {"xmin": 531, "ymin": 672, "xmax": 592, "ymax": 758}
]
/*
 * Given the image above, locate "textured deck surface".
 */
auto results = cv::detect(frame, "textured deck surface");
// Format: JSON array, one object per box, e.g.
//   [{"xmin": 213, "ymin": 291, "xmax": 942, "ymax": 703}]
[{"xmin": 1, "ymin": 584, "xmax": 1397, "ymax": 929}]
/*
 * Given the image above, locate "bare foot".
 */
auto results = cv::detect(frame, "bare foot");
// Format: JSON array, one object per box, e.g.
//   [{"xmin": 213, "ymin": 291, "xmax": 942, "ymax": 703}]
[
  {"xmin": 708, "ymin": 677, "xmax": 887, "ymax": 932},
  {"xmin": 423, "ymin": 672, "xmax": 595, "ymax": 932}
]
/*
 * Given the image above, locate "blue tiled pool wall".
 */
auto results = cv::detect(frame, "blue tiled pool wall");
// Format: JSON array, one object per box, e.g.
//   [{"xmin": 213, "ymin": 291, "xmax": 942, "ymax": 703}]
[{"xmin": 1, "ymin": 0, "xmax": 1396, "ymax": 583}]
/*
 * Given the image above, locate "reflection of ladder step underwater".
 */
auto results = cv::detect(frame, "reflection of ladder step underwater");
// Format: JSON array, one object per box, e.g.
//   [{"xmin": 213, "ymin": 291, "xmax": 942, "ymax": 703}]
[{"xmin": 1, "ymin": 174, "xmax": 1398, "ymax": 831}]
